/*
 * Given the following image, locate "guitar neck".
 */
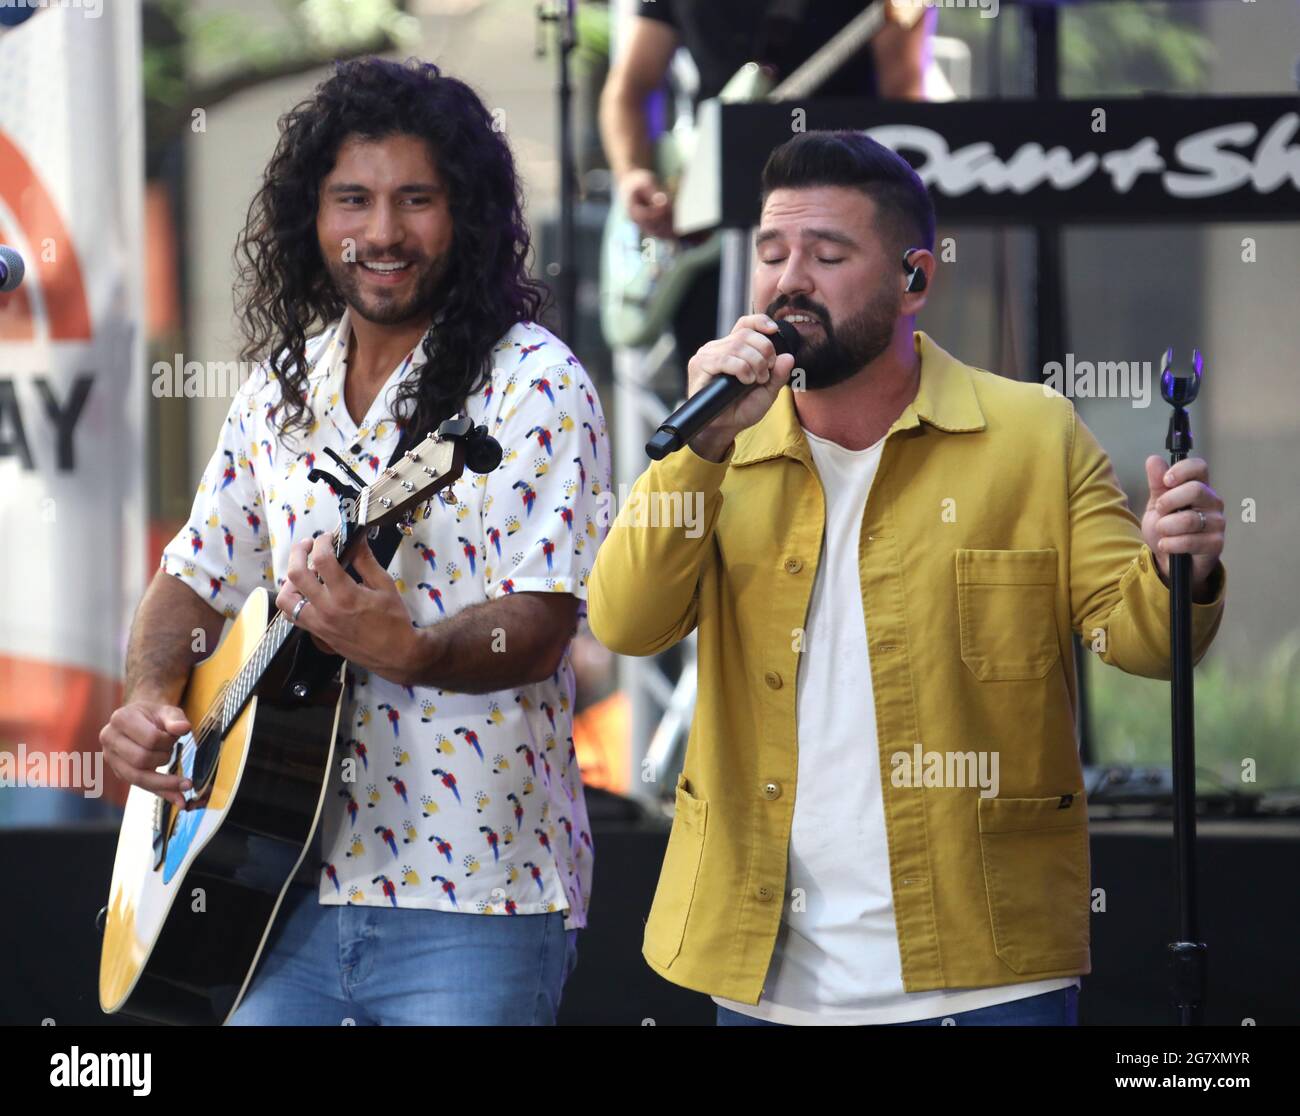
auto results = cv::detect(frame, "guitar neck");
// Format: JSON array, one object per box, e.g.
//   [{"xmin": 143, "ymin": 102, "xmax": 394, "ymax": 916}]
[
  {"xmin": 216, "ymin": 520, "xmax": 345, "ymax": 735},
  {"xmin": 195, "ymin": 426, "xmax": 470, "ymax": 743},
  {"xmin": 769, "ymin": 0, "xmax": 895, "ymax": 103},
  {"xmin": 217, "ymin": 605, "xmax": 299, "ymax": 734}
]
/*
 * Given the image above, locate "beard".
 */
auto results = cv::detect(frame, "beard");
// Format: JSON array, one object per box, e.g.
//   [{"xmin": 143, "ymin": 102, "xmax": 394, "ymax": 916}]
[
  {"xmin": 323, "ymin": 246, "xmax": 450, "ymax": 327},
  {"xmin": 764, "ymin": 279, "xmax": 899, "ymax": 390}
]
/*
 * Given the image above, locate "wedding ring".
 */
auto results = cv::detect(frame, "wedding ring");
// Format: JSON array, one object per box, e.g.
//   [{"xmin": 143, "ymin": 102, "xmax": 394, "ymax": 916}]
[
  {"xmin": 291, "ymin": 597, "xmax": 309, "ymax": 622},
  {"xmin": 1195, "ymin": 510, "xmax": 1207, "ymax": 533}
]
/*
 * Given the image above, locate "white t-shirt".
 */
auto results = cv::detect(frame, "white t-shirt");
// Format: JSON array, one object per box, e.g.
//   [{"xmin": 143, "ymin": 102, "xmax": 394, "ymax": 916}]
[{"xmin": 714, "ymin": 426, "xmax": 1077, "ymax": 1024}]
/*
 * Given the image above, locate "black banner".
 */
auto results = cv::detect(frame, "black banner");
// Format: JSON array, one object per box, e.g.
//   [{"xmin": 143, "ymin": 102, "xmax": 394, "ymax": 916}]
[{"xmin": 707, "ymin": 97, "xmax": 1300, "ymax": 226}]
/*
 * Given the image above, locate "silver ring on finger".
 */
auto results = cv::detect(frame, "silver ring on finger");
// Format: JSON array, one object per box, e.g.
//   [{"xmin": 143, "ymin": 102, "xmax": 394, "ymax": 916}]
[
  {"xmin": 1195, "ymin": 509, "xmax": 1207, "ymax": 533},
  {"xmin": 291, "ymin": 597, "xmax": 309, "ymax": 623}
]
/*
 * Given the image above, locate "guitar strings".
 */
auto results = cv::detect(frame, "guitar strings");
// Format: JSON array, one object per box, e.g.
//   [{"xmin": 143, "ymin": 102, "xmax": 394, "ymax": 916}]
[{"xmin": 171, "ymin": 454, "xmax": 424, "ymax": 780}]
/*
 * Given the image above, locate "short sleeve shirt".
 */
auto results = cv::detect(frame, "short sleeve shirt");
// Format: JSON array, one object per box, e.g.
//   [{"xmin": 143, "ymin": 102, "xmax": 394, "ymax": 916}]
[{"xmin": 159, "ymin": 309, "xmax": 612, "ymax": 926}]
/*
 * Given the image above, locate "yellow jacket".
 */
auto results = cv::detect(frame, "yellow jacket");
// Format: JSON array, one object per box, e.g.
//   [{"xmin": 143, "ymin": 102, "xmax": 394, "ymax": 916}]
[{"xmin": 588, "ymin": 331, "xmax": 1228, "ymax": 1003}]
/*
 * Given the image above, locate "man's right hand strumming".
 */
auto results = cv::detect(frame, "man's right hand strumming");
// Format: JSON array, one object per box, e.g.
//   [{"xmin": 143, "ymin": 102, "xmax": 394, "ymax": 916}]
[
  {"xmin": 100, "ymin": 698, "xmax": 194, "ymax": 809},
  {"xmin": 686, "ymin": 314, "xmax": 797, "ymax": 462},
  {"xmin": 99, "ymin": 571, "xmax": 226, "ymax": 808}
]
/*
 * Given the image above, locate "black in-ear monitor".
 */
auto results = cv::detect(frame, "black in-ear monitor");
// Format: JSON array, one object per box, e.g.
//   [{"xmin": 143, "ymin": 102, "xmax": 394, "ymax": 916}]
[{"xmin": 903, "ymin": 249, "xmax": 927, "ymax": 293}]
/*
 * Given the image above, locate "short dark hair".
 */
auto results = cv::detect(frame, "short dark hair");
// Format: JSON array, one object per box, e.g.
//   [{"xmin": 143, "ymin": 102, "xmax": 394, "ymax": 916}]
[{"xmin": 759, "ymin": 131, "xmax": 935, "ymax": 253}]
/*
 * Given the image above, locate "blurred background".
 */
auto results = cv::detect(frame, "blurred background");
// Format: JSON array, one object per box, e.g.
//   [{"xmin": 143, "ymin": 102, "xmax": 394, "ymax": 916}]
[{"xmin": 1, "ymin": 0, "xmax": 1297, "ymax": 1025}]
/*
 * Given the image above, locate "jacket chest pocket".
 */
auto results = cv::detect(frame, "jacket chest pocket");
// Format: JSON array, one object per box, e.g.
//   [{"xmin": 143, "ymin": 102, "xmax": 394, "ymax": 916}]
[{"xmin": 955, "ymin": 548, "xmax": 1060, "ymax": 681}]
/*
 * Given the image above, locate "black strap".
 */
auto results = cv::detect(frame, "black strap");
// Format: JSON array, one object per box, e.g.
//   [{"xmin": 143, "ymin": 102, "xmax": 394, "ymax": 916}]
[
  {"xmin": 365, "ymin": 426, "xmax": 417, "ymax": 572},
  {"xmin": 351, "ymin": 326, "xmax": 437, "ymax": 571},
  {"xmin": 281, "ymin": 425, "xmax": 422, "ymax": 699}
]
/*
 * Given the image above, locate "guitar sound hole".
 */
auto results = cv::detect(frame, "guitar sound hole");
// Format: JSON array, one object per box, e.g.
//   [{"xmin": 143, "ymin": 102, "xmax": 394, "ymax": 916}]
[{"xmin": 190, "ymin": 727, "xmax": 222, "ymax": 794}]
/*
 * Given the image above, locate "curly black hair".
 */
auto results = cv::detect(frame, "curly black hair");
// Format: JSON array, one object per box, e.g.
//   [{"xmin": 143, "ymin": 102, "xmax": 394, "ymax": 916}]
[{"xmin": 234, "ymin": 56, "xmax": 549, "ymax": 446}]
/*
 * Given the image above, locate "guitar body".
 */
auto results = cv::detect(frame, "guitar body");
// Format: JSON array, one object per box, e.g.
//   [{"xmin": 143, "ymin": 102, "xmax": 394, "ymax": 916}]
[
  {"xmin": 599, "ymin": 193, "xmax": 722, "ymax": 348},
  {"xmin": 99, "ymin": 587, "xmax": 345, "ymax": 1025},
  {"xmin": 97, "ymin": 417, "xmax": 481, "ymax": 1025}
]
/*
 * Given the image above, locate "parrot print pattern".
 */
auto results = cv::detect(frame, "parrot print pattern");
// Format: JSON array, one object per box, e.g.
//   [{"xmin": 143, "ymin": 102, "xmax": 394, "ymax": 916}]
[{"xmin": 159, "ymin": 309, "xmax": 610, "ymax": 927}]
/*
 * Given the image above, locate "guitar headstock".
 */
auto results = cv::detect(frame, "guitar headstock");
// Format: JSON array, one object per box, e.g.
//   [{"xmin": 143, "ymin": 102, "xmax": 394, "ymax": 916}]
[
  {"xmin": 355, "ymin": 432, "xmax": 460, "ymax": 535},
  {"xmin": 335, "ymin": 416, "xmax": 503, "ymax": 557}
]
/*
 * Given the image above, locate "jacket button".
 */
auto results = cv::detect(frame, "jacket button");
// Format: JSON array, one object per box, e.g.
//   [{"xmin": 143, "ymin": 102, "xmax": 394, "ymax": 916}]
[
  {"xmin": 755, "ymin": 885, "xmax": 774, "ymax": 902},
  {"xmin": 764, "ymin": 670, "xmax": 782, "ymax": 689},
  {"xmin": 762, "ymin": 781, "xmax": 782, "ymax": 800},
  {"xmin": 783, "ymin": 557, "xmax": 803, "ymax": 574}
]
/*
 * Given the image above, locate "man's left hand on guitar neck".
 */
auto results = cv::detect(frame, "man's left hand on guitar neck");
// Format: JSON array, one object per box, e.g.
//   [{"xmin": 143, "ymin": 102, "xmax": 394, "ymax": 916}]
[{"xmin": 278, "ymin": 534, "xmax": 578, "ymax": 693}]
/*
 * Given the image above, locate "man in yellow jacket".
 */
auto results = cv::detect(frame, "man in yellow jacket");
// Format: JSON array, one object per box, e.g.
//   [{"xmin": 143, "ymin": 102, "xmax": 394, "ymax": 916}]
[{"xmin": 587, "ymin": 131, "xmax": 1227, "ymax": 1026}]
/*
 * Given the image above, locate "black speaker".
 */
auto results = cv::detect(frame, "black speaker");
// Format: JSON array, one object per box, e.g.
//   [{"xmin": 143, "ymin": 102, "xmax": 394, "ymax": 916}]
[{"xmin": 4, "ymin": 809, "xmax": 1295, "ymax": 1025}]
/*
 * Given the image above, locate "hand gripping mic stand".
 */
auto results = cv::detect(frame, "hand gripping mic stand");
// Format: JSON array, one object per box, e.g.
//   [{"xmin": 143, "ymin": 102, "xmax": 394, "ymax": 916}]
[{"xmin": 1160, "ymin": 348, "xmax": 1208, "ymax": 1026}]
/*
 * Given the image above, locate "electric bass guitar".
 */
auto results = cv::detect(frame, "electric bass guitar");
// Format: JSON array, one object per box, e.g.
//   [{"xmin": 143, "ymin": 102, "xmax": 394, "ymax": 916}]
[{"xmin": 98, "ymin": 415, "xmax": 500, "ymax": 1025}]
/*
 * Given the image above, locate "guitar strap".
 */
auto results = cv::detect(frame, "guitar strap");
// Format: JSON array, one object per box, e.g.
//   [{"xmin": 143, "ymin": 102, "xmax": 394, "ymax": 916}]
[
  {"xmin": 331, "ymin": 317, "xmax": 436, "ymax": 575},
  {"xmin": 284, "ymin": 417, "xmax": 436, "ymax": 879},
  {"xmin": 284, "ymin": 416, "xmax": 434, "ymax": 700},
  {"xmin": 366, "ymin": 424, "xmax": 420, "ymax": 572}
]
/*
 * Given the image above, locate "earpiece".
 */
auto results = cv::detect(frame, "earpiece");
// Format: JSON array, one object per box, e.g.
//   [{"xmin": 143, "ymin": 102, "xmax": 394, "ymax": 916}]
[{"xmin": 903, "ymin": 248, "xmax": 927, "ymax": 294}]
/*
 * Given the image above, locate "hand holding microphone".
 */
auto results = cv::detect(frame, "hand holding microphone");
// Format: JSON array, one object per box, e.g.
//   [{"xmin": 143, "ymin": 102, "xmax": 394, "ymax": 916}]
[{"xmin": 647, "ymin": 315, "xmax": 802, "ymax": 462}]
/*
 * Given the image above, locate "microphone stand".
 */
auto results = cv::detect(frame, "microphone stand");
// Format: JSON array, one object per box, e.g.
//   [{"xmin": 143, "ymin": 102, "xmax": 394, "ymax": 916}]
[
  {"xmin": 1160, "ymin": 347, "xmax": 1207, "ymax": 1026},
  {"xmin": 536, "ymin": 0, "xmax": 578, "ymax": 342}
]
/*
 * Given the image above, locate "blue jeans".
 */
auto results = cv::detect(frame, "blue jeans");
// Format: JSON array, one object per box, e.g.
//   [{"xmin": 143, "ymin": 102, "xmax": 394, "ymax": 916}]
[
  {"xmin": 226, "ymin": 881, "xmax": 578, "ymax": 1025},
  {"xmin": 716, "ymin": 986, "xmax": 1078, "ymax": 1026}
]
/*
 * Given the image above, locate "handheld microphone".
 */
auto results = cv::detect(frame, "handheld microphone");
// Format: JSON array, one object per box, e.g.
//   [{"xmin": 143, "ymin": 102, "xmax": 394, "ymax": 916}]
[
  {"xmin": 646, "ymin": 319, "xmax": 802, "ymax": 460},
  {"xmin": 0, "ymin": 246, "xmax": 25, "ymax": 293}
]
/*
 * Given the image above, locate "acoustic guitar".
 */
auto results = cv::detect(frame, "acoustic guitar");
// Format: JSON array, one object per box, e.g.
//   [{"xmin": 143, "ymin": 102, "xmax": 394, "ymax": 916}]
[{"xmin": 98, "ymin": 415, "xmax": 500, "ymax": 1025}]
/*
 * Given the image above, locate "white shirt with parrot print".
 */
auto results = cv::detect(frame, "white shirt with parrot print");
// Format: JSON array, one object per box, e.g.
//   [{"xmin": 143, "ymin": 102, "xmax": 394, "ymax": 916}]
[{"xmin": 160, "ymin": 309, "xmax": 610, "ymax": 926}]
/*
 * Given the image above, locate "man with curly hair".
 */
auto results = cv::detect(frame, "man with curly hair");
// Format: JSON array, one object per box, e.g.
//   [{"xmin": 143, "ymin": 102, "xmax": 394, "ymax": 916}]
[{"xmin": 100, "ymin": 58, "xmax": 611, "ymax": 1025}]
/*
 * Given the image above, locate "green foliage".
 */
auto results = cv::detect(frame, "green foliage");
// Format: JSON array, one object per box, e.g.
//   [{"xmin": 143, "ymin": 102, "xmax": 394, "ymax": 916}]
[
  {"xmin": 1060, "ymin": 2, "xmax": 1214, "ymax": 95},
  {"xmin": 143, "ymin": 0, "xmax": 420, "ymax": 119},
  {"xmin": 939, "ymin": 1, "xmax": 1214, "ymax": 96},
  {"xmin": 575, "ymin": 0, "xmax": 611, "ymax": 71},
  {"xmin": 1086, "ymin": 633, "xmax": 1300, "ymax": 792}
]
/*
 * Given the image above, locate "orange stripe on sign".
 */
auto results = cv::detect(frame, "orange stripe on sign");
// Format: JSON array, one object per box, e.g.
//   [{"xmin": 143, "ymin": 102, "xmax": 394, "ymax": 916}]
[
  {"xmin": 0, "ymin": 128, "xmax": 93, "ymax": 340},
  {"xmin": 0, "ymin": 655, "xmax": 128, "ymax": 805}
]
